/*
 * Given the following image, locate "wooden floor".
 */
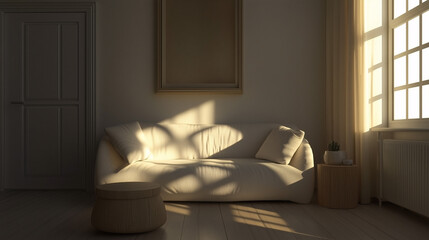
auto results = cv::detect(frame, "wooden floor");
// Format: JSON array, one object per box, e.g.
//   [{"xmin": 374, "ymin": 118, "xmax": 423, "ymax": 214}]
[{"xmin": 0, "ymin": 191, "xmax": 428, "ymax": 240}]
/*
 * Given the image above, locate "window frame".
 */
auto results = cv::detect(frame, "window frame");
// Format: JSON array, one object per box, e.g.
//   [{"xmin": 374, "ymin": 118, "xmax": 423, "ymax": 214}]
[{"xmin": 388, "ymin": 0, "xmax": 429, "ymax": 128}]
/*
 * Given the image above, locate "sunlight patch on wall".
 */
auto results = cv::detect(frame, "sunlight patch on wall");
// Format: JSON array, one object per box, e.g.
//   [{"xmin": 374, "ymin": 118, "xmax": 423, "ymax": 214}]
[
  {"xmin": 141, "ymin": 123, "xmax": 243, "ymax": 160},
  {"xmin": 161, "ymin": 100, "xmax": 215, "ymax": 124}
]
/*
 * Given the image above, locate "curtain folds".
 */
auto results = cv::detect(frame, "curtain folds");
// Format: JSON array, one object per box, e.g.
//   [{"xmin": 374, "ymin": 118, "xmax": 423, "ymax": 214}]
[{"xmin": 326, "ymin": 0, "xmax": 369, "ymax": 203}]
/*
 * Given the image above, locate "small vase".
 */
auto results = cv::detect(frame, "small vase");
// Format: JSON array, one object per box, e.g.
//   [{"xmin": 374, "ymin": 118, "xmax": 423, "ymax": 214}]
[{"xmin": 323, "ymin": 151, "xmax": 346, "ymax": 165}]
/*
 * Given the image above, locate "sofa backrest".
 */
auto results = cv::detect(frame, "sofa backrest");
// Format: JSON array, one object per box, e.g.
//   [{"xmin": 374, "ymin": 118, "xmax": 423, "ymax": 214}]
[{"xmin": 138, "ymin": 123, "xmax": 280, "ymax": 160}]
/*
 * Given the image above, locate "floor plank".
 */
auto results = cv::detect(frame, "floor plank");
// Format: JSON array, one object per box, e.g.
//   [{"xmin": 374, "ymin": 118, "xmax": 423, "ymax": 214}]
[
  {"xmin": 337, "ymin": 207, "xmax": 394, "ymax": 240},
  {"xmin": 28, "ymin": 192, "xmax": 94, "ymax": 240},
  {"xmin": 181, "ymin": 203, "xmax": 228, "ymax": 240},
  {"xmin": 265, "ymin": 202, "xmax": 332, "ymax": 240},
  {"xmin": 300, "ymin": 204, "xmax": 376, "ymax": 240},
  {"xmin": 1, "ymin": 191, "xmax": 428, "ymax": 240},
  {"xmin": 0, "ymin": 190, "xmax": 21, "ymax": 202},
  {"xmin": 349, "ymin": 203, "xmax": 429, "ymax": 240},
  {"xmin": 135, "ymin": 203, "xmax": 186, "ymax": 240},
  {"xmin": 220, "ymin": 203, "xmax": 261, "ymax": 240},
  {"xmin": 222, "ymin": 203, "xmax": 274, "ymax": 240}
]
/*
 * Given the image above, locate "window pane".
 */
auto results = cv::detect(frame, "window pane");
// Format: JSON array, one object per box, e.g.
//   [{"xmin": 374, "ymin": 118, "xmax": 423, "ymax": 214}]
[
  {"xmin": 394, "ymin": 56, "xmax": 406, "ymax": 87},
  {"xmin": 408, "ymin": 0, "xmax": 419, "ymax": 11},
  {"xmin": 408, "ymin": 16, "xmax": 420, "ymax": 50},
  {"xmin": 373, "ymin": 67, "xmax": 383, "ymax": 96},
  {"xmin": 373, "ymin": 99, "xmax": 383, "ymax": 126},
  {"xmin": 408, "ymin": 51, "xmax": 420, "ymax": 84},
  {"xmin": 394, "ymin": 89, "xmax": 407, "ymax": 120},
  {"xmin": 408, "ymin": 87, "xmax": 420, "ymax": 119},
  {"xmin": 394, "ymin": 24, "xmax": 406, "ymax": 55},
  {"xmin": 364, "ymin": 0, "xmax": 382, "ymax": 32},
  {"xmin": 423, "ymin": 48, "xmax": 429, "ymax": 81},
  {"xmin": 423, "ymin": 11, "xmax": 429, "ymax": 44},
  {"xmin": 394, "ymin": 0, "xmax": 406, "ymax": 19},
  {"xmin": 423, "ymin": 85, "xmax": 429, "ymax": 118}
]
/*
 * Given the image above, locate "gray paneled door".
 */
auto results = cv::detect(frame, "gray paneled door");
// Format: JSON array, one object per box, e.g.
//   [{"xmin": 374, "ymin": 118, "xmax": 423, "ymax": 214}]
[{"xmin": 3, "ymin": 11, "xmax": 90, "ymax": 189}]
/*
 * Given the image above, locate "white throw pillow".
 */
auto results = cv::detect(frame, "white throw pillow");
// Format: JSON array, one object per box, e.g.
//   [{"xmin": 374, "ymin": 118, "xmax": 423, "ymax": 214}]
[
  {"xmin": 105, "ymin": 121, "xmax": 151, "ymax": 164},
  {"xmin": 255, "ymin": 126, "xmax": 305, "ymax": 164}
]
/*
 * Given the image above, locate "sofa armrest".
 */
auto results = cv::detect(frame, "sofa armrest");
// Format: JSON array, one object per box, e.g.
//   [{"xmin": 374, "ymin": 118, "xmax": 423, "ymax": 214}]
[
  {"xmin": 289, "ymin": 138, "xmax": 314, "ymax": 171},
  {"xmin": 94, "ymin": 136, "xmax": 128, "ymax": 186}
]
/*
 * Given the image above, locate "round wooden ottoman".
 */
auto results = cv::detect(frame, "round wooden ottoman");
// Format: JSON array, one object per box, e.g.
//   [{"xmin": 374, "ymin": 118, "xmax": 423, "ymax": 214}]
[{"xmin": 91, "ymin": 182, "xmax": 166, "ymax": 233}]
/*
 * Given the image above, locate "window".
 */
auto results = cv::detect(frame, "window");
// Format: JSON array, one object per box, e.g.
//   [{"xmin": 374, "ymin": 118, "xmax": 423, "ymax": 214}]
[{"xmin": 389, "ymin": 0, "xmax": 429, "ymax": 127}]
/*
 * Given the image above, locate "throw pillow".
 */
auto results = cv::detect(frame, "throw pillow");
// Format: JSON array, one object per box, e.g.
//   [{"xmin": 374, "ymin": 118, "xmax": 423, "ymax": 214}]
[
  {"xmin": 255, "ymin": 126, "xmax": 305, "ymax": 164},
  {"xmin": 105, "ymin": 121, "xmax": 151, "ymax": 164}
]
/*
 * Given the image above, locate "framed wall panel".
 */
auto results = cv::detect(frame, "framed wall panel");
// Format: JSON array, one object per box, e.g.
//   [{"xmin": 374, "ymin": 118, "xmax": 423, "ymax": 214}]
[{"xmin": 157, "ymin": 0, "xmax": 242, "ymax": 93}]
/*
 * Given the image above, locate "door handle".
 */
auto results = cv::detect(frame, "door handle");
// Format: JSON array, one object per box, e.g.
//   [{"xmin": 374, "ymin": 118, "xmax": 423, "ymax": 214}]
[{"xmin": 10, "ymin": 101, "xmax": 24, "ymax": 105}]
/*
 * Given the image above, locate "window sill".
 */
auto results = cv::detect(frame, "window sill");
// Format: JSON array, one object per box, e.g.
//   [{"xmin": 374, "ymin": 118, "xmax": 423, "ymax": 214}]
[{"xmin": 370, "ymin": 127, "xmax": 429, "ymax": 132}]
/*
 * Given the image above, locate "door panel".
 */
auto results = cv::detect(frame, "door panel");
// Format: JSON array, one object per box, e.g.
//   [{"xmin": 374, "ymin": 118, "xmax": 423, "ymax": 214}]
[
  {"xmin": 26, "ymin": 23, "xmax": 59, "ymax": 100},
  {"xmin": 4, "ymin": 12, "xmax": 86, "ymax": 189},
  {"xmin": 61, "ymin": 106, "xmax": 81, "ymax": 176},
  {"xmin": 61, "ymin": 24, "xmax": 79, "ymax": 100},
  {"xmin": 25, "ymin": 107, "xmax": 60, "ymax": 176}
]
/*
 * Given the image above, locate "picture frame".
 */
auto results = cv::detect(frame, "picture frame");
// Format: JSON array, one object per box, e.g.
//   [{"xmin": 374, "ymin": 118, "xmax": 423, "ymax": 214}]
[{"xmin": 157, "ymin": 0, "xmax": 242, "ymax": 93}]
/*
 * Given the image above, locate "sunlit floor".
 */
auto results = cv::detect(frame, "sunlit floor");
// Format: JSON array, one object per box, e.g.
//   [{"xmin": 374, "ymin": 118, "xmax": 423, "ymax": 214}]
[{"xmin": 1, "ymin": 191, "xmax": 428, "ymax": 240}]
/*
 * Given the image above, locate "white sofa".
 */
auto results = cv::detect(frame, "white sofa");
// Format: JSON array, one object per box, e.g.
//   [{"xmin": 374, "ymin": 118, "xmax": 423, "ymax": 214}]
[{"xmin": 95, "ymin": 122, "xmax": 315, "ymax": 203}]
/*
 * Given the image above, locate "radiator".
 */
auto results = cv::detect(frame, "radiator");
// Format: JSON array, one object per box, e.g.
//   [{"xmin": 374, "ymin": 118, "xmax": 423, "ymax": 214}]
[{"xmin": 383, "ymin": 140, "xmax": 429, "ymax": 218}]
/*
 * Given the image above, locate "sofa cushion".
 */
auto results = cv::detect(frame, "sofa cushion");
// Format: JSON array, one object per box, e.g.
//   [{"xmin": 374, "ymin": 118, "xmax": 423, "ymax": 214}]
[
  {"xmin": 102, "ymin": 158, "xmax": 313, "ymax": 203},
  {"xmin": 105, "ymin": 121, "xmax": 151, "ymax": 164},
  {"xmin": 255, "ymin": 126, "xmax": 305, "ymax": 164}
]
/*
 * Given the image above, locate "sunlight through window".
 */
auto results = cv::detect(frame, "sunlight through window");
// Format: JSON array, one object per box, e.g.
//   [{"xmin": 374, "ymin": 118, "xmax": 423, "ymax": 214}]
[
  {"xmin": 423, "ymin": 48, "xmax": 429, "ymax": 81},
  {"xmin": 373, "ymin": 68, "xmax": 383, "ymax": 96},
  {"xmin": 423, "ymin": 11, "xmax": 429, "ymax": 44},
  {"xmin": 408, "ymin": 87, "xmax": 420, "ymax": 119},
  {"xmin": 394, "ymin": 56, "xmax": 406, "ymax": 87},
  {"xmin": 373, "ymin": 99, "xmax": 383, "ymax": 126},
  {"xmin": 408, "ymin": 51, "xmax": 420, "ymax": 84},
  {"xmin": 394, "ymin": 0, "xmax": 406, "ymax": 18},
  {"xmin": 408, "ymin": 0, "xmax": 420, "ymax": 11},
  {"xmin": 423, "ymin": 85, "xmax": 429, "ymax": 118},
  {"xmin": 408, "ymin": 16, "xmax": 420, "ymax": 50},
  {"xmin": 364, "ymin": 0, "xmax": 385, "ymax": 131},
  {"xmin": 394, "ymin": 90, "xmax": 406, "ymax": 120},
  {"xmin": 364, "ymin": 0, "xmax": 382, "ymax": 31},
  {"xmin": 394, "ymin": 24, "xmax": 406, "ymax": 55}
]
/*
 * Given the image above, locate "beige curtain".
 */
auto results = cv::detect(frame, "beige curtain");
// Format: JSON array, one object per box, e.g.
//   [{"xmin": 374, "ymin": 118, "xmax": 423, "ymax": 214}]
[{"xmin": 326, "ymin": 0, "xmax": 369, "ymax": 203}]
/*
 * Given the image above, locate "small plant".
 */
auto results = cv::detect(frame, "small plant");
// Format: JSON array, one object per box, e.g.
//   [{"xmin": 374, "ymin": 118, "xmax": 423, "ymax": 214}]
[{"xmin": 328, "ymin": 141, "xmax": 340, "ymax": 151}]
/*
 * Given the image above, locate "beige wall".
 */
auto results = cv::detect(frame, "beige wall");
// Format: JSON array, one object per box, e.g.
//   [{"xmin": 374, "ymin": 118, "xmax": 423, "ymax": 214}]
[
  {"xmin": 0, "ymin": 0, "xmax": 326, "ymax": 159},
  {"xmin": 96, "ymin": 0, "xmax": 326, "ymax": 159}
]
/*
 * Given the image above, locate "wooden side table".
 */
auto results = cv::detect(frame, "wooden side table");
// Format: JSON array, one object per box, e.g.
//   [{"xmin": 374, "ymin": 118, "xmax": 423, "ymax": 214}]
[
  {"xmin": 91, "ymin": 182, "xmax": 167, "ymax": 233},
  {"xmin": 317, "ymin": 164, "xmax": 359, "ymax": 209}
]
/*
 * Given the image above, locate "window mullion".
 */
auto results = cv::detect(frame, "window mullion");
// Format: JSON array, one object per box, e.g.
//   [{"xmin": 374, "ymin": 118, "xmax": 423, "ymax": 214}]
[
  {"xmin": 420, "ymin": 10, "xmax": 423, "ymax": 118},
  {"xmin": 406, "ymin": 16, "xmax": 409, "ymax": 119},
  {"xmin": 391, "ymin": 1, "xmax": 429, "ymax": 27},
  {"xmin": 394, "ymin": 81, "xmax": 422, "ymax": 90},
  {"xmin": 393, "ymin": 43, "xmax": 429, "ymax": 61}
]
